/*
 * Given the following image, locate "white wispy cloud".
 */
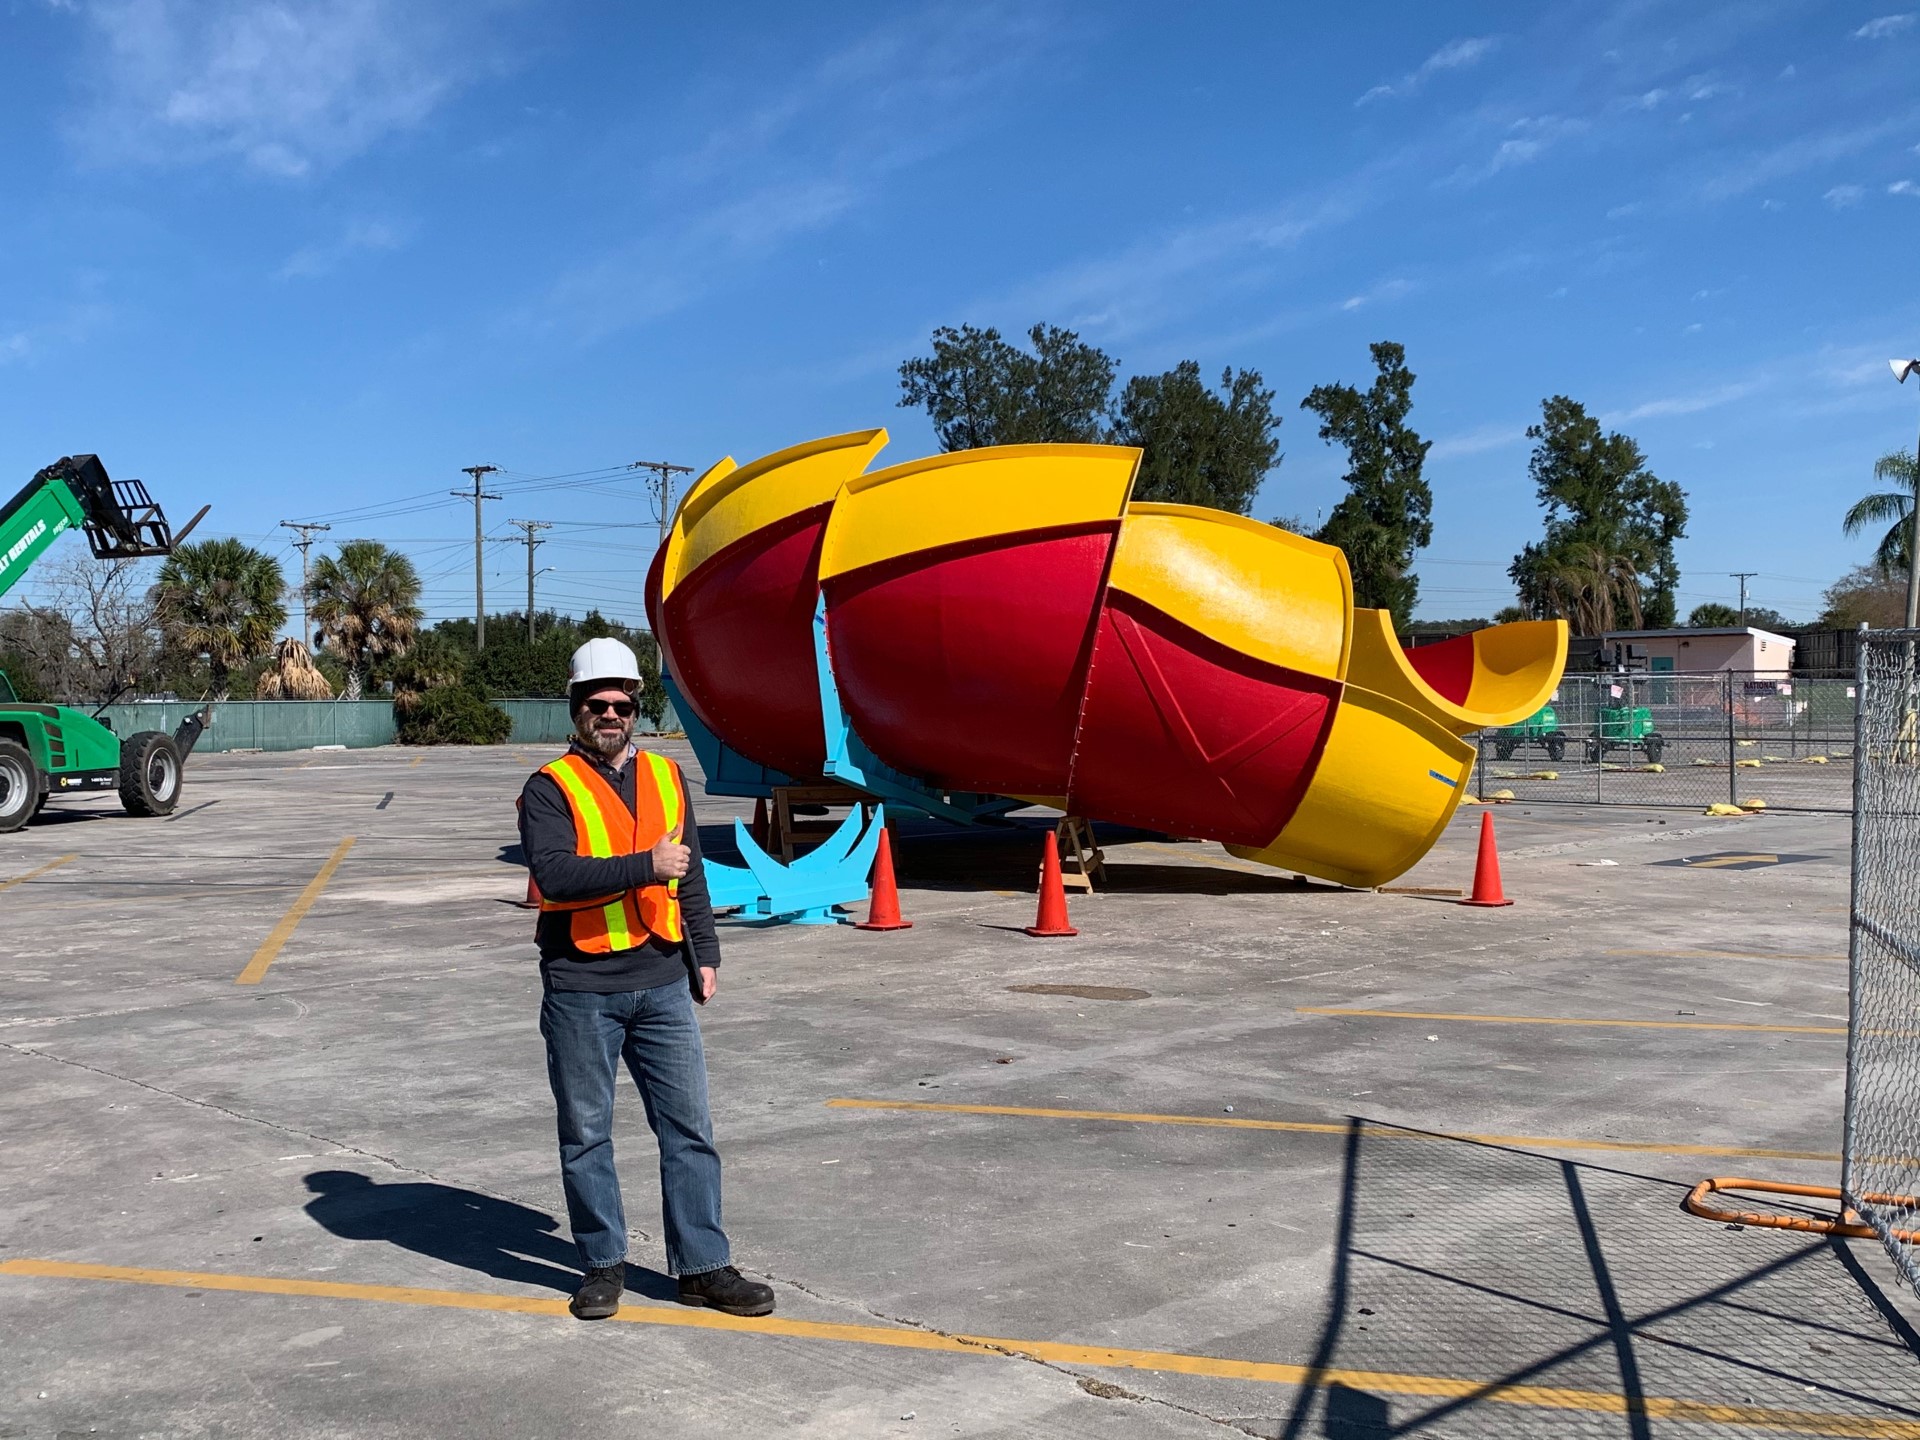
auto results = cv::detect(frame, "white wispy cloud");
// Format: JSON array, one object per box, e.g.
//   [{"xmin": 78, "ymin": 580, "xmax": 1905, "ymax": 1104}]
[
  {"xmin": 1442, "ymin": 114, "xmax": 1585, "ymax": 186},
  {"xmin": 1356, "ymin": 36, "xmax": 1497, "ymax": 105},
  {"xmin": 1613, "ymin": 380, "xmax": 1760, "ymax": 422},
  {"xmin": 1853, "ymin": 13, "xmax": 1916, "ymax": 39},
  {"xmin": 1428, "ymin": 424, "xmax": 1528, "ymax": 461},
  {"xmin": 64, "ymin": 0, "xmax": 484, "ymax": 176},
  {"xmin": 277, "ymin": 218, "xmax": 410, "ymax": 280},
  {"xmin": 1891, "ymin": 179, "xmax": 1920, "ymax": 195},
  {"xmin": 1683, "ymin": 74, "xmax": 1735, "ymax": 102},
  {"xmin": 1338, "ymin": 277, "xmax": 1414, "ymax": 311},
  {"xmin": 1704, "ymin": 116, "xmax": 1913, "ymax": 201},
  {"xmin": 1825, "ymin": 184, "xmax": 1866, "ymax": 207},
  {"xmin": 0, "ymin": 297, "xmax": 112, "ymax": 366}
]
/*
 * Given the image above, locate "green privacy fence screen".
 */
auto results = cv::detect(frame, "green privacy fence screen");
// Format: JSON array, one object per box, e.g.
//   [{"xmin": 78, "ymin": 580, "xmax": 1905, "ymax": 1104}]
[{"xmin": 96, "ymin": 698, "xmax": 682, "ymax": 753}]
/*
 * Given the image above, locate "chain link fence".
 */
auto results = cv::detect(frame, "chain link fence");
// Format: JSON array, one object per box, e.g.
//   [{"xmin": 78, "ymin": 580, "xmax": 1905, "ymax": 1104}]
[
  {"xmin": 1470, "ymin": 670, "xmax": 1857, "ymax": 812},
  {"xmin": 1843, "ymin": 631, "xmax": 1920, "ymax": 1293}
]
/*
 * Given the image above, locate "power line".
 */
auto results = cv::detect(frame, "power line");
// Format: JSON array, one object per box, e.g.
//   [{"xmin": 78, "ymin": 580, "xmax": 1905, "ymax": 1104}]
[{"xmin": 455, "ymin": 466, "xmax": 502, "ymax": 650}]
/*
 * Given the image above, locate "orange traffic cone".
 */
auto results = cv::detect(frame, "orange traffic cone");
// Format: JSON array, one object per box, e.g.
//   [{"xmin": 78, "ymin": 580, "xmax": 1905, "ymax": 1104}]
[
  {"xmin": 1026, "ymin": 831, "xmax": 1079, "ymax": 937},
  {"xmin": 514, "ymin": 795, "xmax": 542, "ymax": 909},
  {"xmin": 856, "ymin": 827, "xmax": 913, "ymax": 931},
  {"xmin": 750, "ymin": 797, "xmax": 769, "ymax": 852},
  {"xmin": 1459, "ymin": 811, "xmax": 1513, "ymax": 907}
]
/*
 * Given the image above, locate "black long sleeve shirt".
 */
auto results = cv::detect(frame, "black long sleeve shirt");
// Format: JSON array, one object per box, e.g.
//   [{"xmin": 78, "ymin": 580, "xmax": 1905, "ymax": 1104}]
[{"xmin": 518, "ymin": 743, "xmax": 721, "ymax": 994}]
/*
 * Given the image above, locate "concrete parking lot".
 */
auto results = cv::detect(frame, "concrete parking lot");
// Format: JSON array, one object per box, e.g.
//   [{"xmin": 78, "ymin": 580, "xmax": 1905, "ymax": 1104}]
[{"xmin": 2, "ymin": 742, "xmax": 1916, "ymax": 1438}]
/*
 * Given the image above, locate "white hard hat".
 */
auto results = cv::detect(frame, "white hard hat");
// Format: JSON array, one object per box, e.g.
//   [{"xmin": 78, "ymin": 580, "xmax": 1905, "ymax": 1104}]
[{"xmin": 568, "ymin": 637, "xmax": 643, "ymax": 690}]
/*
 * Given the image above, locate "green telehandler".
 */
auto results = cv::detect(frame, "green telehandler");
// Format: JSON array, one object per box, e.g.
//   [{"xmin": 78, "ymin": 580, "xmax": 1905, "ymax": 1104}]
[{"xmin": 0, "ymin": 455, "xmax": 210, "ymax": 833}]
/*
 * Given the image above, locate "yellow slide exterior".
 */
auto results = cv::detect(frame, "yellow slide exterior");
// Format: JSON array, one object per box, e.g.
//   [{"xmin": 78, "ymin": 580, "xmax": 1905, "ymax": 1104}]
[
  {"xmin": 1107, "ymin": 504, "xmax": 1352, "ymax": 681},
  {"xmin": 1226, "ymin": 689, "xmax": 1478, "ymax": 888},
  {"xmin": 817, "ymin": 443, "xmax": 1139, "ymax": 582}
]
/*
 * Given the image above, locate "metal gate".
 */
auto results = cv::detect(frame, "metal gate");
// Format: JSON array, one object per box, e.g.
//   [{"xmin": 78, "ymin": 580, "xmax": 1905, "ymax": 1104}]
[{"xmin": 1842, "ymin": 631, "xmax": 1920, "ymax": 1292}]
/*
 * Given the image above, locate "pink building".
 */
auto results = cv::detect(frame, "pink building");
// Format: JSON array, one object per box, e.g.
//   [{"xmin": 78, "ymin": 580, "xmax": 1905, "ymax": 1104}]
[{"xmin": 1600, "ymin": 627, "xmax": 1796, "ymax": 676}]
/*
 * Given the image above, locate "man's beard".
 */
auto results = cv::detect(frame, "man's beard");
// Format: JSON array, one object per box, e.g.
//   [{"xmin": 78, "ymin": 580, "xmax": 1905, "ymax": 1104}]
[{"xmin": 576, "ymin": 713, "xmax": 634, "ymax": 758}]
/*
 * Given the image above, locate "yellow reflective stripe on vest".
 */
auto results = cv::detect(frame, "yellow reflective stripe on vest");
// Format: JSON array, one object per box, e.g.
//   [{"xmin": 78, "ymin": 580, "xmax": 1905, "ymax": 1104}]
[
  {"xmin": 644, "ymin": 752, "xmax": 683, "ymax": 900},
  {"xmin": 547, "ymin": 762, "xmax": 616, "ymax": 857}
]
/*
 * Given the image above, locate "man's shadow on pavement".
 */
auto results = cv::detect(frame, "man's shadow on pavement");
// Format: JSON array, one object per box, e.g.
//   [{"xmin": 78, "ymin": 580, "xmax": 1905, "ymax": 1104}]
[{"xmin": 303, "ymin": 1170, "xmax": 676, "ymax": 1302}]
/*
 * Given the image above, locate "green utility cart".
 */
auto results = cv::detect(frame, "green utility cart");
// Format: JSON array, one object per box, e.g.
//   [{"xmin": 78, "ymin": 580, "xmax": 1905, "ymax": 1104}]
[
  {"xmin": 1491, "ymin": 703, "xmax": 1566, "ymax": 762},
  {"xmin": 1586, "ymin": 704, "xmax": 1664, "ymax": 765}
]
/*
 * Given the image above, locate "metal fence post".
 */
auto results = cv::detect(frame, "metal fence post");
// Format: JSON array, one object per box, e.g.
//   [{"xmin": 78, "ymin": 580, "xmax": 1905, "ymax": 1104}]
[
  {"xmin": 1841, "ymin": 629, "xmax": 1869, "ymax": 1209},
  {"xmin": 1726, "ymin": 671, "xmax": 1737, "ymax": 807}
]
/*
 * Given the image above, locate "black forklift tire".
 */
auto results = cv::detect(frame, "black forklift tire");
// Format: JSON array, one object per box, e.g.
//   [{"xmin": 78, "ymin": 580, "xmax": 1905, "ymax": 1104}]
[
  {"xmin": 1643, "ymin": 734, "xmax": 1665, "ymax": 765},
  {"xmin": 119, "ymin": 731, "xmax": 183, "ymax": 817},
  {"xmin": 1494, "ymin": 739, "xmax": 1514, "ymax": 760},
  {"xmin": 1546, "ymin": 734, "xmax": 1567, "ymax": 762},
  {"xmin": 1585, "ymin": 738, "xmax": 1601, "ymax": 763},
  {"xmin": 0, "ymin": 738, "xmax": 38, "ymax": 833}
]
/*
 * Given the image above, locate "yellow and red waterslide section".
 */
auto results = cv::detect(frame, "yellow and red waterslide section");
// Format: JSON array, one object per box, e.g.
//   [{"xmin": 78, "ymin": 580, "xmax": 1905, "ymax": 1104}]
[{"xmin": 648, "ymin": 430, "xmax": 1565, "ymax": 888}]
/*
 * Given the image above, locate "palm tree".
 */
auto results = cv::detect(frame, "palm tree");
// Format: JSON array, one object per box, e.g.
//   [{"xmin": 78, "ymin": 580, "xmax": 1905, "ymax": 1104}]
[
  {"xmin": 154, "ymin": 539, "xmax": 288, "ymax": 695},
  {"xmin": 309, "ymin": 540, "xmax": 423, "ymax": 699},
  {"xmin": 255, "ymin": 637, "xmax": 334, "ymax": 700},
  {"xmin": 1541, "ymin": 544, "xmax": 1643, "ymax": 635},
  {"xmin": 1843, "ymin": 449, "xmax": 1920, "ymax": 575}
]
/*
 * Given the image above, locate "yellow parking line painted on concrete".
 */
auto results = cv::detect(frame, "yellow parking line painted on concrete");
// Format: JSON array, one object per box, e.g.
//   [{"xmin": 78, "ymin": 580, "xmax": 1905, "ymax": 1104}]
[
  {"xmin": 409, "ymin": 756, "xmax": 423, "ymax": 768},
  {"xmin": 0, "ymin": 854, "xmax": 75, "ymax": 893},
  {"xmin": 1300, "ymin": 1006, "xmax": 1845, "ymax": 1036},
  {"xmin": 823, "ymin": 1099, "xmax": 1838, "ymax": 1162},
  {"xmin": 2, "ymin": 1261, "xmax": 1910, "ymax": 1437},
  {"xmin": 235, "ymin": 837, "xmax": 357, "ymax": 986},
  {"xmin": 1607, "ymin": 949, "xmax": 1846, "ymax": 963}
]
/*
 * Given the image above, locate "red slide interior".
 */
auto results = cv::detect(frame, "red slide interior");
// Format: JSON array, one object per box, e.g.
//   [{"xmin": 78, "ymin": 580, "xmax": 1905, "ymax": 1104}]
[
  {"xmin": 1068, "ymin": 593, "xmax": 1339, "ymax": 847},
  {"xmin": 1403, "ymin": 633, "xmax": 1475, "ymax": 707},
  {"xmin": 658, "ymin": 504, "xmax": 834, "ymax": 779},
  {"xmin": 822, "ymin": 525, "xmax": 1116, "ymax": 796}
]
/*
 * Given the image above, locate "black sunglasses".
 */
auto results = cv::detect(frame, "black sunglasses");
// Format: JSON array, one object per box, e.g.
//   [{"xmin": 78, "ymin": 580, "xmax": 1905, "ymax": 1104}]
[{"xmin": 582, "ymin": 698, "xmax": 636, "ymax": 718}]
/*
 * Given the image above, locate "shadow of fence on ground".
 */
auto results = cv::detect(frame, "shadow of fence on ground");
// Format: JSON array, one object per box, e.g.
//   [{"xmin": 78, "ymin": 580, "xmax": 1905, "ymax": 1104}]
[{"xmin": 1270, "ymin": 1120, "xmax": 1920, "ymax": 1437}]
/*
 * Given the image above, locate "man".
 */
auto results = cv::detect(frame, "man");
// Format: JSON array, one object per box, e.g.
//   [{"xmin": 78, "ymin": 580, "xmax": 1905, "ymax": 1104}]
[{"xmin": 518, "ymin": 636, "xmax": 774, "ymax": 1321}]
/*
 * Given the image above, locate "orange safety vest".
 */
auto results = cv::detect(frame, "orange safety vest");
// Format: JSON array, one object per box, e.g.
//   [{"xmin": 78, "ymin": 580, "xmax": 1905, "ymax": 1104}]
[{"xmin": 536, "ymin": 750, "xmax": 686, "ymax": 952}]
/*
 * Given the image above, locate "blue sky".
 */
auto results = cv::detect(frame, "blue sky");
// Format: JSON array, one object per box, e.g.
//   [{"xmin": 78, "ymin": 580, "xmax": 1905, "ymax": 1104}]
[{"xmin": 2, "ymin": 0, "xmax": 1918, "ymax": 629}]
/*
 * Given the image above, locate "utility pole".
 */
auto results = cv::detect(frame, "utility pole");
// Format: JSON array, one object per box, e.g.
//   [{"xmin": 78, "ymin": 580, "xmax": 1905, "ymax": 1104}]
[
  {"xmin": 279, "ymin": 520, "xmax": 332, "ymax": 645},
  {"xmin": 455, "ymin": 465, "xmax": 501, "ymax": 650},
  {"xmin": 508, "ymin": 519, "xmax": 552, "ymax": 644},
  {"xmin": 627, "ymin": 460, "xmax": 694, "ymax": 555},
  {"xmin": 1728, "ymin": 572, "xmax": 1758, "ymax": 626}
]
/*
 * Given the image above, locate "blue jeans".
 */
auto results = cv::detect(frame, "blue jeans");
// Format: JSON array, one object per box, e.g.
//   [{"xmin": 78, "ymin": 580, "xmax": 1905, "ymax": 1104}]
[{"xmin": 539, "ymin": 980, "xmax": 730, "ymax": 1276}]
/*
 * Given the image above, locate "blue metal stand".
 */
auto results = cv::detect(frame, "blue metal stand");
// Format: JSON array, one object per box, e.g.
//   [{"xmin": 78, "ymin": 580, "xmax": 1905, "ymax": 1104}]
[{"xmin": 703, "ymin": 803, "xmax": 886, "ymax": 925}]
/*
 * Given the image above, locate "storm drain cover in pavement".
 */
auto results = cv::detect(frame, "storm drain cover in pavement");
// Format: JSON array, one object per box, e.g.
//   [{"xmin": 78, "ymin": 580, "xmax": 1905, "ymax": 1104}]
[
  {"xmin": 1652, "ymin": 852, "xmax": 1827, "ymax": 871},
  {"xmin": 1007, "ymin": 984, "xmax": 1151, "ymax": 1001}
]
